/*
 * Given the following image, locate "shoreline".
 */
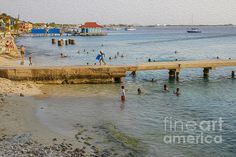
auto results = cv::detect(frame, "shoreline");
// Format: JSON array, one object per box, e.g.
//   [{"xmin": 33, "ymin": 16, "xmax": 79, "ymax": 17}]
[
  {"xmin": 0, "ymin": 76, "xmax": 101, "ymax": 156},
  {"xmin": 0, "ymin": 76, "xmax": 141, "ymax": 156}
]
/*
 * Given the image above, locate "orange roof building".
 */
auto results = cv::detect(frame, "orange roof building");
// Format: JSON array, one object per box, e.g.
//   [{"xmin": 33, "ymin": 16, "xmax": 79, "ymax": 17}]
[{"xmin": 79, "ymin": 22, "xmax": 106, "ymax": 36}]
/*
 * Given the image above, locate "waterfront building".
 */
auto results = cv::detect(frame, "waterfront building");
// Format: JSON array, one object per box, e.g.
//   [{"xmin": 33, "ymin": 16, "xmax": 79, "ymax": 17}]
[
  {"xmin": 19, "ymin": 22, "xmax": 33, "ymax": 32},
  {"xmin": 79, "ymin": 22, "xmax": 107, "ymax": 36}
]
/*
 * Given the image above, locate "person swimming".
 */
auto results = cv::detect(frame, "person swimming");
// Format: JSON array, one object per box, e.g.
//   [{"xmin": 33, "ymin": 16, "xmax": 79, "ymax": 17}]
[
  {"xmin": 60, "ymin": 53, "xmax": 68, "ymax": 58},
  {"xmin": 164, "ymin": 84, "xmax": 169, "ymax": 92},
  {"xmin": 130, "ymin": 71, "xmax": 136, "ymax": 77},
  {"xmin": 174, "ymin": 88, "xmax": 181, "ymax": 96},
  {"xmin": 137, "ymin": 88, "xmax": 142, "ymax": 95}
]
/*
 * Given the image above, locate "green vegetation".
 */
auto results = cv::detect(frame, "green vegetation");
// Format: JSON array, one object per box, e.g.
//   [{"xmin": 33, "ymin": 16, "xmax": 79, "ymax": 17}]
[{"xmin": 103, "ymin": 123, "xmax": 147, "ymax": 152}]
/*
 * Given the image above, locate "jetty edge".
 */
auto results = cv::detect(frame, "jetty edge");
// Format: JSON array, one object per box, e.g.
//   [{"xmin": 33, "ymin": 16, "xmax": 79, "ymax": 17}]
[{"xmin": 0, "ymin": 59, "xmax": 235, "ymax": 84}]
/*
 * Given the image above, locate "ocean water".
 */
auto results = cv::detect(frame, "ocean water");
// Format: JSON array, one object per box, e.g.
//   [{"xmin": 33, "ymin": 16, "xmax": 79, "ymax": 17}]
[{"xmin": 17, "ymin": 26, "xmax": 236, "ymax": 157}]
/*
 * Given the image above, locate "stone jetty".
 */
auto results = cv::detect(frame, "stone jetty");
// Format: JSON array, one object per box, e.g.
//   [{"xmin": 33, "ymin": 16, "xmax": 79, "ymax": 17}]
[{"xmin": 0, "ymin": 59, "xmax": 235, "ymax": 84}]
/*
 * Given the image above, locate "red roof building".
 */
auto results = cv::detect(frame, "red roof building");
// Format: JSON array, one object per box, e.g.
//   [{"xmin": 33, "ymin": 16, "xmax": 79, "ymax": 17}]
[
  {"xmin": 79, "ymin": 22, "xmax": 106, "ymax": 36},
  {"xmin": 79, "ymin": 22, "xmax": 103, "ymax": 28}
]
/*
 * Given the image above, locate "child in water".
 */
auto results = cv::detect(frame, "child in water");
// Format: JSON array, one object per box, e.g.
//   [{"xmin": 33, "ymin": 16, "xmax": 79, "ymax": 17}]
[
  {"xmin": 29, "ymin": 55, "xmax": 32, "ymax": 66},
  {"xmin": 121, "ymin": 86, "xmax": 126, "ymax": 101},
  {"xmin": 137, "ymin": 88, "xmax": 142, "ymax": 95},
  {"xmin": 174, "ymin": 88, "xmax": 181, "ymax": 96}
]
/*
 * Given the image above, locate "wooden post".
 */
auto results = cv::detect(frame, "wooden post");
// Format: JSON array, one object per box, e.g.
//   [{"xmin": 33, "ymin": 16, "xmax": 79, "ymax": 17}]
[
  {"xmin": 65, "ymin": 40, "xmax": 68, "ymax": 45},
  {"xmin": 203, "ymin": 68, "xmax": 210, "ymax": 78},
  {"xmin": 52, "ymin": 38, "xmax": 56, "ymax": 44},
  {"xmin": 169, "ymin": 69, "xmax": 176, "ymax": 80},
  {"xmin": 232, "ymin": 71, "xmax": 235, "ymax": 78},
  {"xmin": 113, "ymin": 77, "xmax": 124, "ymax": 83},
  {"xmin": 71, "ymin": 39, "xmax": 75, "ymax": 45}
]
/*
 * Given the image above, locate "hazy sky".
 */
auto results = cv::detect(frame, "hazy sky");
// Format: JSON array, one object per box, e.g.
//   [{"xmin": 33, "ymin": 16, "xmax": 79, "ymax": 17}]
[{"xmin": 0, "ymin": 0, "xmax": 236, "ymax": 25}]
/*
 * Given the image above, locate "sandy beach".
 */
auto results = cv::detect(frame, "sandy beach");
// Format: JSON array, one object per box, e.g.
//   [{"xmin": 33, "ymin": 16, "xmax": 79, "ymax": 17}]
[{"xmin": 0, "ymin": 55, "xmax": 107, "ymax": 156}]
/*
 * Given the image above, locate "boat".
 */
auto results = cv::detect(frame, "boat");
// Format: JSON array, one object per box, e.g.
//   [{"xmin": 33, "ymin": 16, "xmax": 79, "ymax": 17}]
[
  {"xmin": 187, "ymin": 27, "xmax": 201, "ymax": 33},
  {"xmin": 187, "ymin": 15, "xmax": 202, "ymax": 33},
  {"xmin": 125, "ymin": 27, "xmax": 136, "ymax": 31}
]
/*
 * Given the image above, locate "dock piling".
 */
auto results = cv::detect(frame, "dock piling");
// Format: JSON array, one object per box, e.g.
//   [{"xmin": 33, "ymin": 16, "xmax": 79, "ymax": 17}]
[
  {"xmin": 203, "ymin": 68, "xmax": 210, "ymax": 78},
  {"xmin": 169, "ymin": 69, "xmax": 176, "ymax": 80},
  {"xmin": 52, "ymin": 38, "xmax": 56, "ymax": 44},
  {"xmin": 232, "ymin": 71, "xmax": 235, "ymax": 78}
]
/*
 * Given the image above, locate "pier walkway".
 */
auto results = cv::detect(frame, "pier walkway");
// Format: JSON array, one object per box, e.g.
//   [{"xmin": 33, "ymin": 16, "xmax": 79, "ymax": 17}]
[{"xmin": 0, "ymin": 59, "xmax": 235, "ymax": 84}]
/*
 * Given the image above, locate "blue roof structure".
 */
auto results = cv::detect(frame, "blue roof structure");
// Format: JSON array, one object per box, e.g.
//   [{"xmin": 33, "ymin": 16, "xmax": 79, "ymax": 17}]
[
  {"xmin": 31, "ymin": 28, "xmax": 47, "ymax": 34},
  {"xmin": 48, "ymin": 28, "xmax": 61, "ymax": 34}
]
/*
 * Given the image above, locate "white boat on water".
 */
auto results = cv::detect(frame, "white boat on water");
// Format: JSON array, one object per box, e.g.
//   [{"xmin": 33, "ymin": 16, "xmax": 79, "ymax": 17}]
[
  {"xmin": 125, "ymin": 27, "xmax": 136, "ymax": 31},
  {"xmin": 187, "ymin": 27, "xmax": 202, "ymax": 33}
]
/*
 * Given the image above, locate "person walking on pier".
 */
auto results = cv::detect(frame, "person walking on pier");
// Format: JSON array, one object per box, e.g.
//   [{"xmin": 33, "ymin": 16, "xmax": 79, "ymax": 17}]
[{"xmin": 98, "ymin": 51, "xmax": 106, "ymax": 65}]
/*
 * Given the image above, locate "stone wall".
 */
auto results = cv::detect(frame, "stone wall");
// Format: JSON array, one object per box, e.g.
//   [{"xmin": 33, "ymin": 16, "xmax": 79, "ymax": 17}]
[{"xmin": 0, "ymin": 66, "xmax": 128, "ymax": 84}]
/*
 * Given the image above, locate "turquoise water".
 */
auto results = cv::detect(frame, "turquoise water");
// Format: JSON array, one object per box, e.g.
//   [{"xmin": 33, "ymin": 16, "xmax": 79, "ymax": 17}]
[{"xmin": 18, "ymin": 26, "xmax": 236, "ymax": 157}]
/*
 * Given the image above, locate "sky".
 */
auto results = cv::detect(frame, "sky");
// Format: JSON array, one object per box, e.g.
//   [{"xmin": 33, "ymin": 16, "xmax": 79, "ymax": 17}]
[{"xmin": 0, "ymin": 0, "xmax": 236, "ymax": 25}]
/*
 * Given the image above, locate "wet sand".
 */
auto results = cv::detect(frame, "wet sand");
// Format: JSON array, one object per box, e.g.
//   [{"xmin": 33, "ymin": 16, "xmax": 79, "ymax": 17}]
[{"xmin": 0, "ymin": 74, "xmax": 103, "ymax": 156}]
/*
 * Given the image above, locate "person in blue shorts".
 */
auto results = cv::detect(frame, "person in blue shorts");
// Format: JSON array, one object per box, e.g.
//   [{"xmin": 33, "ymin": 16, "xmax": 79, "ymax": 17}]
[{"xmin": 98, "ymin": 51, "xmax": 106, "ymax": 65}]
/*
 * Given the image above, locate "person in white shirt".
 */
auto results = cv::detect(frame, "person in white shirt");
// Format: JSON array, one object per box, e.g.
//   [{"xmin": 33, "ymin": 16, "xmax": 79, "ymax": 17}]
[{"xmin": 121, "ymin": 86, "xmax": 126, "ymax": 101}]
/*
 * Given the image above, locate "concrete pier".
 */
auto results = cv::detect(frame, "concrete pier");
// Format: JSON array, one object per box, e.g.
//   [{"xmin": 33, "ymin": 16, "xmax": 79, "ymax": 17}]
[{"xmin": 0, "ymin": 59, "xmax": 236, "ymax": 84}]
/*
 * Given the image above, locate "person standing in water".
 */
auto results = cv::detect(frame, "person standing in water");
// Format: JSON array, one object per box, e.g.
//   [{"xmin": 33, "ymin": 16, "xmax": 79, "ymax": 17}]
[
  {"xmin": 99, "ymin": 51, "xmax": 106, "ymax": 65},
  {"xmin": 29, "ymin": 55, "xmax": 32, "ymax": 66},
  {"xmin": 164, "ymin": 84, "xmax": 169, "ymax": 92},
  {"xmin": 121, "ymin": 86, "xmax": 126, "ymax": 102},
  {"xmin": 137, "ymin": 88, "xmax": 142, "ymax": 95},
  {"xmin": 174, "ymin": 88, "xmax": 181, "ymax": 96},
  {"xmin": 20, "ymin": 45, "xmax": 26, "ymax": 65}
]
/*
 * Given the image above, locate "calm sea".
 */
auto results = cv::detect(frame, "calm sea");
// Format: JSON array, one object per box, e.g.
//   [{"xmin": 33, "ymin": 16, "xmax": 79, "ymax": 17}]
[{"xmin": 17, "ymin": 26, "xmax": 236, "ymax": 157}]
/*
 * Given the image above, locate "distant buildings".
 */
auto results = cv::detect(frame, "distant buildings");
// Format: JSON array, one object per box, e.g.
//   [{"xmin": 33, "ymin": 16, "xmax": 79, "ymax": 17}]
[
  {"xmin": 31, "ymin": 28, "xmax": 61, "ymax": 36},
  {"xmin": 79, "ymin": 22, "xmax": 107, "ymax": 36},
  {"xmin": 19, "ymin": 22, "xmax": 33, "ymax": 32}
]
